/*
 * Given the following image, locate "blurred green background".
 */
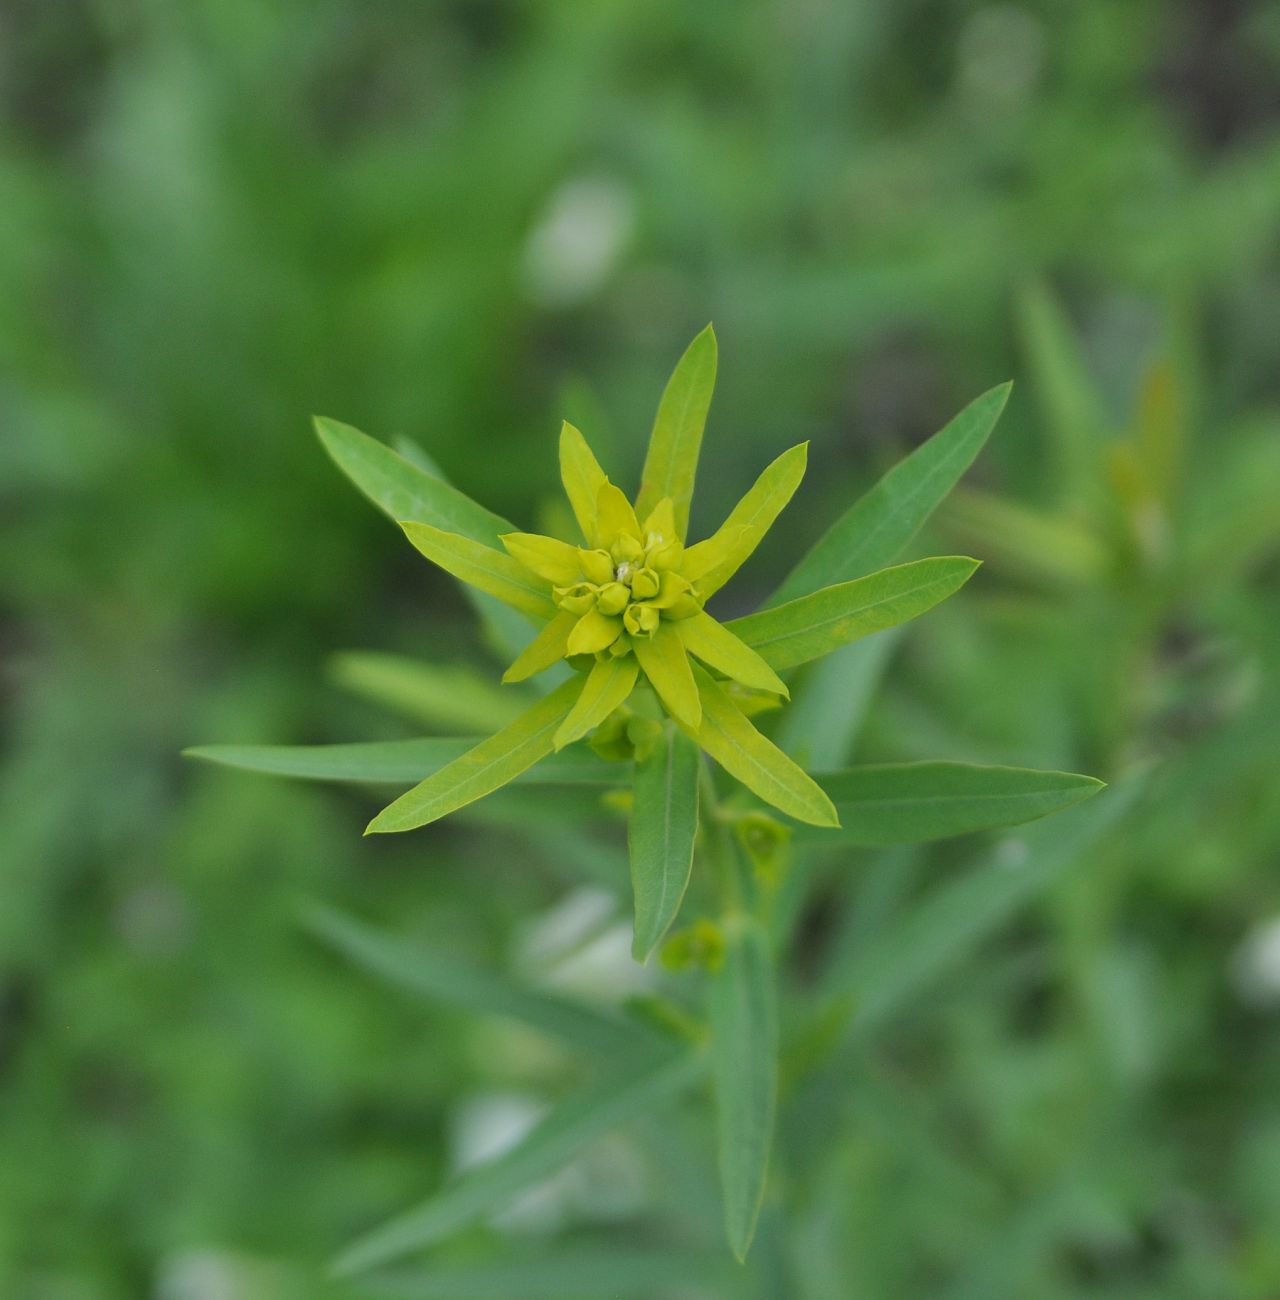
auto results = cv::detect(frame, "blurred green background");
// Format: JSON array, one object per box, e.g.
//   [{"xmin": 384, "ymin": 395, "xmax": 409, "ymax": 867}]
[{"xmin": 3, "ymin": 2, "xmax": 1280, "ymax": 1297}]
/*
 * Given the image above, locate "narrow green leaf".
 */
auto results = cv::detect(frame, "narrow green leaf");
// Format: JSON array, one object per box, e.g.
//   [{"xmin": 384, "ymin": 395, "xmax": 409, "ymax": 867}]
[
  {"xmin": 500, "ymin": 532, "xmax": 583, "ymax": 586},
  {"xmin": 183, "ymin": 737, "xmax": 620, "ymax": 786},
  {"xmin": 681, "ymin": 443, "xmax": 808, "ymax": 597},
  {"xmin": 315, "ymin": 416, "xmax": 512, "ymax": 545},
  {"xmin": 771, "ymin": 384, "xmax": 1009, "ymax": 604},
  {"xmin": 503, "ymin": 611, "xmax": 576, "ymax": 683},
  {"xmin": 690, "ymin": 670, "xmax": 838, "ymax": 828},
  {"xmin": 332, "ymin": 1051, "xmax": 703, "ymax": 1276},
  {"xmin": 366, "ymin": 679, "xmax": 583, "ymax": 832},
  {"xmin": 676, "ymin": 611, "xmax": 788, "ymax": 696},
  {"xmin": 554, "ymin": 656, "xmax": 639, "ymax": 750},
  {"xmin": 800, "ymin": 762, "xmax": 1105, "ymax": 845},
  {"xmin": 559, "ymin": 421, "xmax": 609, "ymax": 546},
  {"xmin": 629, "ymin": 724, "xmax": 700, "ymax": 961},
  {"xmin": 731, "ymin": 557, "xmax": 978, "ymax": 672},
  {"xmin": 304, "ymin": 903, "xmax": 644, "ymax": 1054},
  {"xmin": 330, "ymin": 652, "xmax": 524, "ymax": 731},
  {"xmin": 635, "ymin": 325, "xmax": 718, "ymax": 538},
  {"xmin": 401, "ymin": 521, "xmax": 557, "ymax": 620},
  {"xmin": 633, "ymin": 625, "xmax": 701, "ymax": 731},
  {"xmin": 710, "ymin": 918, "xmax": 778, "ymax": 1262}
]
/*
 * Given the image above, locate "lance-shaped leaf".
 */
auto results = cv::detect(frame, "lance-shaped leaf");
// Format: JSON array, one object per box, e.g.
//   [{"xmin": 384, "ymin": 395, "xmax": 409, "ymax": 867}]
[
  {"xmin": 332, "ymin": 1050, "xmax": 703, "ymax": 1275},
  {"xmin": 681, "ymin": 443, "xmax": 807, "ymax": 597},
  {"xmin": 799, "ymin": 762, "xmax": 1105, "ymax": 846},
  {"xmin": 730, "ymin": 557, "xmax": 978, "ymax": 672},
  {"xmin": 710, "ymin": 918, "xmax": 778, "ymax": 1262},
  {"xmin": 633, "ymin": 625, "xmax": 701, "ymax": 731},
  {"xmin": 304, "ymin": 903, "xmax": 645, "ymax": 1055},
  {"xmin": 629, "ymin": 724, "xmax": 700, "ymax": 961},
  {"xmin": 366, "ymin": 679, "xmax": 583, "ymax": 832},
  {"xmin": 184, "ymin": 737, "xmax": 619, "ymax": 786},
  {"xmin": 676, "ymin": 611, "xmax": 788, "ymax": 696},
  {"xmin": 635, "ymin": 324, "xmax": 717, "ymax": 538},
  {"xmin": 501, "ymin": 532, "xmax": 583, "ymax": 586},
  {"xmin": 401, "ymin": 521, "xmax": 557, "ymax": 621},
  {"xmin": 316, "ymin": 416, "xmax": 513, "ymax": 545},
  {"xmin": 689, "ymin": 670, "xmax": 838, "ymax": 828},
  {"xmin": 559, "ymin": 421, "xmax": 609, "ymax": 545},
  {"xmin": 771, "ymin": 384, "xmax": 1009, "ymax": 604},
  {"xmin": 331, "ymin": 652, "xmax": 524, "ymax": 732},
  {"xmin": 503, "ymin": 611, "xmax": 577, "ymax": 683},
  {"xmin": 555, "ymin": 656, "xmax": 639, "ymax": 750}
]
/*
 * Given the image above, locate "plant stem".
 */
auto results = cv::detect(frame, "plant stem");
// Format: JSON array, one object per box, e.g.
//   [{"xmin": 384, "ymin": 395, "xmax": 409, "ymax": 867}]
[{"xmin": 699, "ymin": 756, "xmax": 749, "ymax": 916}]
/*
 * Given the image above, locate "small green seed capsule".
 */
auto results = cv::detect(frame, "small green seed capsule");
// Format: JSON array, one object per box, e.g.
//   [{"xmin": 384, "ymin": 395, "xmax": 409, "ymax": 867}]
[{"xmin": 631, "ymin": 567, "xmax": 661, "ymax": 600}]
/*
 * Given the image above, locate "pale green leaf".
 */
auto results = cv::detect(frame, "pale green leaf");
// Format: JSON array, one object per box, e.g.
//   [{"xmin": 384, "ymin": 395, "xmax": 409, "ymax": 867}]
[
  {"xmin": 731, "ymin": 557, "xmax": 978, "ymax": 671},
  {"xmin": 690, "ymin": 670, "xmax": 838, "ymax": 828},
  {"xmin": 332, "ymin": 1051, "xmax": 703, "ymax": 1275},
  {"xmin": 503, "ymin": 611, "xmax": 576, "ymax": 683},
  {"xmin": 559, "ymin": 421, "xmax": 609, "ymax": 545},
  {"xmin": 500, "ymin": 532, "xmax": 583, "ymax": 586},
  {"xmin": 401, "ymin": 521, "xmax": 557, "ymax": 620},
  {"xmin": 304, "ymin": 902, "xmax": 645, "ymax": 1055},
  {"xmin": 330, "ymin": 652, "xmax": 524, "ymax": 731},
  {"xmin": 595, "ymin": 481, "xmax": 640, "ymax": 544},
  {"xmin": 681, "ymin": 443, "xmax": 807, "ymax": 597},
  {"xmin": 183, "ymin": 737, "xmax": 619, "ymax": 786},
  {"xmin": 633, "ymin": 625, "xmax": 701, "ymax": 730},
  {"xmin": 635, "ymin": 324, "xmax": 718, "ymax": 538},
  {"xmin": 800, "ymin": 762, "xmax": 1104, "ymax": 845},
  {"xmin": 554, "ymin": 656, "xmax": 639, "ymax": 750},
  {"xmin": 710, "ymin": 918, "xmax": 778, "ymax": 1262},
  {"xmin": 676, "ymin": 611, "xmax": 788, "ymax": 696},
  {"xmin": 629, "ymin": 724, "xmax": 700, "ymax": 961},
  {"xmin": 771, "ymin": 384, "xmax": 1009, "ymax": 604},
  {"xmin": 366, "ymin": 679, "xmax": 583, "ymax": 832}
]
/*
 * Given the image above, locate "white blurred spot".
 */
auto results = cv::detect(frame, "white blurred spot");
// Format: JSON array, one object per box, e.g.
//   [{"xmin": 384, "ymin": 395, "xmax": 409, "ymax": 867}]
[
  {"xmin": 154, "ymin": 1250, "xmax": 239, "ymax": 1300},
  {"xmin": 957, "ymin": 6, "xmax": 1045, "ymax": 108},
  {"xmin": 996, "ymin": 837, "xmax": 1030, "ymax": 868},
  {"xmin": 1232, "ymin": 917, "xmax": 1280, "ymax": 1008},
  {"xmin": 521, "ymin": 176, "xmax": 635, "ymax": 307}
]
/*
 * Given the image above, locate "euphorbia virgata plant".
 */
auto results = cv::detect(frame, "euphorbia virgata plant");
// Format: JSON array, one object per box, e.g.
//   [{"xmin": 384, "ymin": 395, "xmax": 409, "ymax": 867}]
[{"xmin": 190, "ymin": 327, "xmax": 1104, "ymax": 1270}]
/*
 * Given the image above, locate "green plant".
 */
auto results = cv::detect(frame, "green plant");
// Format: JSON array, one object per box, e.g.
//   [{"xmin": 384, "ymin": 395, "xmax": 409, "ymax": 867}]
[{"xmin": 189, "ymin": 329, "xmax": 1104, "ymax": 1273}]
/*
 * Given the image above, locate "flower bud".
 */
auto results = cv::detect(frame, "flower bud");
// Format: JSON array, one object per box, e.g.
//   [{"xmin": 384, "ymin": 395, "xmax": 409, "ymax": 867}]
[{"xmin": 596, "ymin": 581, "xmax": 630, "ymax": 615}]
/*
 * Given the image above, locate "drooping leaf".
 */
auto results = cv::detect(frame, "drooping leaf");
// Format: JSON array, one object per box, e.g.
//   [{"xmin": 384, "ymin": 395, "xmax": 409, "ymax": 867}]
[
  {"xmin": 731, "ymin": 557, "xmax": 978, "ymax": 671},
  {"xmin": 183, "ymin": 737, "xmax": 620, "ymax": 786},
  {"xmin": 635, "ymin": 324, "xmax": 718, "ymax": 538},
  {"xmin": 710, "ymin": 918, "xmax": 778, "ymax": 1262},
  {"xmin": 681, "ymin": 443, "xmax": 807, "ymax": 597},
  {"xmin": 366, "ymin": 679, "xmax": 583, "ymax": 833},
  {"xmin": 633, "ymin": 625, "xmax": 701, "ymax": 731},
  {"xmin": 503, "ymin": 611, "xmax": 577, "ymax": 683},
  {"xmin": 401, "ymin": 521, "xmax": 557, "ymax": 620},
  {"xmin": 676, "ymin": 611, "xmax": 788, "ymax": 696},
  {"xmin": 332, "ymin": 1051, "xmax": 703, "ymax": 1276},
  {"xmin": 315, "ymin": 416, "xmax": 512, "ymax": 544},
  {"xmin": 771, "ymin": 384, "xmax": 1009, "ymax": 604},
  {"xmin": 304, "ymin": 903, "xmax": 644, "ymax": 1054},
  {"xmin": 330, "ymin": 652, "xmax": 524, "ymax": 731},
  {"xmin": 554, "ymin": 656, "xmax": 639, "ymax": 750},
  {"xmin": 800, "ymin": 761, "xmax": 1104, "ymax": 845},
  {"xmin": 629, "ymin": 724, "xmax": 700, "ymax": 961},
  {"xmin": 559, "ymin": 421, "xmax": 609, "ymax": 546},
  {"xmin": 690, "ymin": 670, "xmax": 838, "ymax": 828}
]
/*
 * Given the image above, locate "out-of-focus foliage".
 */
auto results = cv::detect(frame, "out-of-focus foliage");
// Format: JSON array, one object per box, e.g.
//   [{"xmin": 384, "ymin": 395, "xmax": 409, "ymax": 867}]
[{"xmin": 2, "ymin": 2, "xmax": 1279, "ymax": 1297}]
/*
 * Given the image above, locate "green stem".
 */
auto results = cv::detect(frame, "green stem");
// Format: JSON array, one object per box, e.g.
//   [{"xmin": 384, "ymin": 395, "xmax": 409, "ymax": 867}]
[{"xmin": 699, "ymin": 757, "xmax": 749, "ymax": 915}]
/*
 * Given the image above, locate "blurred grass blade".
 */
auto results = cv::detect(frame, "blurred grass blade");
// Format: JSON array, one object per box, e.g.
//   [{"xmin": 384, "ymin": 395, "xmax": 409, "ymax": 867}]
[
  {"xmin": 825, "ymin": 776, "xmax": 1142, "ymax": 1040},
  {"xmin": 771, "ymin": 384, "xmax": 1009, "ymax": 604},
  {"xmin": 330, "ymin": 652, "xmax": 525, "ymax": 731},
  {"xmin": 366, "ymin": 679, "xmax": 584, "ymax": 832},
  {"xmin": 332, "ymin": 1051, "xmax": 703, "ymax": 1276},
  {"xmin": 775, "ymin": 630, "xmax": 901, "ymax": 769},
  {"xmin": 691, "ymin": 671, "xmax": 839, "ymax": 828},
  {"xmin": 635, "ymin": 324, "xmax": 717, "ymax": 537},
  {"xmin": 731, "ymin": 557, "xmax": 977, "ymax": 671},
  {"xmin": 315, "ymin": 416, "xmax": 513, "ymax": 544},
  {"xmin": 361, "ymin": 1250, "xmax": 726, "ymax": 1299},
  {"xmin": 400, "ymin": 521, "xmax": 558, "ymax": 620},
  {"xmin": 184, "ymin": 738, "xmax": 620, "ymax": 786},
  {"xmin": 710, "ymin": 918, "xmax": 778, "ymax": 1262},
  {"xmin": 303, "ymin": 902, "xmax": 643, "ymax": 1054},
  {"xmin": 801, "ymin": 762, "xmax": 1104, "ymax": 845},
  {"xmin": 629, "ymin": 724, "xmax": 700, "ymax": 961},
  {"xmin": 681, "ymin": 443, "xmax": 808, "ymax": 597}
]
